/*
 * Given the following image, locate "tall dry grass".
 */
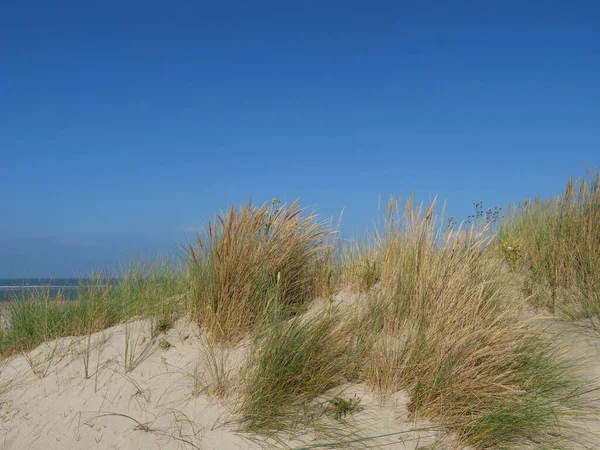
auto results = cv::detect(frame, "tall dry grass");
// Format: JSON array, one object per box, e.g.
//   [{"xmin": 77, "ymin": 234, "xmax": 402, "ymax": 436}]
[
  {"xmin": 186, "ymin": 200, "xmax": 333, "ymax": 342},
  {"xmin": 499, "ymin": 168, "xmax": 600, "ymax": 318},
  {"xmin": 229, "ymin": 195, "xmax": 586, "ymax": 448},
  {"xmin": 1, "ymin": 190, "xmax": 594, "ymax": 449},
  {"xmin": 349, "ymin": 196, "xmax": 584, "ymax": 448}
]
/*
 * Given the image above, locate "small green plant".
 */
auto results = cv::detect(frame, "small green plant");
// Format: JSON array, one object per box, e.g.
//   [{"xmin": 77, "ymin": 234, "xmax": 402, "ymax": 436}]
[
  {"xmin": 159, "ymin": 339, "xmax": 172, "ymax": 351},
  {"xmin": 502, "ymin": 239, "xmax": 521, "ymax": 270},
  {"xmin": 131, "ymin": 384, "xmax": 151, "ymax": 404},
  {"xmin": 329, "ymin": 395, "xmax": 362, "ymax": 420},
  {"xmin": 152, "ymin": 314, "xmax": 173, "ymax": 337}
]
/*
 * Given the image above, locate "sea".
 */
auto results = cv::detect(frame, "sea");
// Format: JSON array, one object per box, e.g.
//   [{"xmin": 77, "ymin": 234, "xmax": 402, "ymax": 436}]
[{"xmin": 0, "ymin": 279, "xmax": 89, "ymax": 302}]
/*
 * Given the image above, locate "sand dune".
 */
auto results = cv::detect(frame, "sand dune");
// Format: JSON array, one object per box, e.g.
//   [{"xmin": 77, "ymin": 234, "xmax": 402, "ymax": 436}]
[{"xmin": 0, "ymin": 315, "xmax": 461, "ymax": 450}]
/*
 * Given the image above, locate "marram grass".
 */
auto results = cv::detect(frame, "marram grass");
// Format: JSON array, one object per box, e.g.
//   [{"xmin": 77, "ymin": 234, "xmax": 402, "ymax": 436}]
[
  {"xmin": 499, "ymin": 168, "xmax": 600, "ymax": 320},
  {"xmin": 0, "ymin": 188, "xmax": 598, "ymax": 449},
  {"xmin": 0, "ymin": 259, "xmax": 187, "ymax": 355},
  {"xmin": 186, "ymin": 199, "xmax": 334, "ymax": 342}
]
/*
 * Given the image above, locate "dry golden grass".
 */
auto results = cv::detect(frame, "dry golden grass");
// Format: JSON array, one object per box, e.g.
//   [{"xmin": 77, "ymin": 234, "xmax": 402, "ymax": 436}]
[
  {"xmin": 343, "ymin": 196, "xmax": 584, "ymax": 448},
  {"xmin": 187, "ymin": 200, "xmax": 334, "ymax": 342},
  {"xmin": 191, "ymin": 194, "xmax": 590, "ymax": 447}
]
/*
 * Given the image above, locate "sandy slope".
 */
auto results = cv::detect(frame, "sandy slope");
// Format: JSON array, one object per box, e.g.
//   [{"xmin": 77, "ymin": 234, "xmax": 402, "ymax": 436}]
[
  {"xmin": 3, "ymin": 301, "xmax": 599, "ymax": 450},
  {"xmin": 0, "ymin": 317, "xmax": 456, "ymax": 450},
  {"xmin": 549, "ymin": 319, "xmax": 600, "ymax": 449}
]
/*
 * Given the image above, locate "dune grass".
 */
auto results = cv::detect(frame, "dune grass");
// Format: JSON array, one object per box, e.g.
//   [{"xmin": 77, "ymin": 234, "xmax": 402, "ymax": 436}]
[
  {"xmin": 186, "ymin": 199, "xmax": 333, "ymax": 343},
  {"xmin": 339, "ymin": 196, "xmax": 585, "ymax": 449},
  {"xmin": 1, "ymin": 188, "xmax": 598, "ymax": 448},
  {"xmin": 238, "ymin": 309, "xmax": 348, "ymax": 433},
  {"xmin": 225, "ymin": 195, "xmax": 590, "ymax": 448},
  {"xmin": 339, "ymin": 237, "xmax": 382, "ymax": 293},
  {"xmin": 498, "ymin": 168, "xmax": 600, "ymax": 320},
  {"xmin": 0, "ymin": 260, "xmax": 187, "ymax": 355}
]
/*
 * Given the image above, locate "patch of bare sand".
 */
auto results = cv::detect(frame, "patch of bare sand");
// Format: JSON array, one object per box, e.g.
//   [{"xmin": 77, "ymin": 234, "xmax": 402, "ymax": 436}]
[{"xmin": 0, "ymin": 316, "xmax": 456, "ymax": 450}]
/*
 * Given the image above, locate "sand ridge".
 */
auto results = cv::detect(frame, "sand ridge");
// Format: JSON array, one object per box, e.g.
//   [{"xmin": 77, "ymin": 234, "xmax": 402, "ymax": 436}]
[{"xmin": 0, "ymin": 313, "xmax": 458, "ymax": 450}]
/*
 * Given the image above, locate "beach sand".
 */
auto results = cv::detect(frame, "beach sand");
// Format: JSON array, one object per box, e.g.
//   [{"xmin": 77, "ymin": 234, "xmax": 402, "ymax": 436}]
[
  {"xmin": 0, "ymin": 316, "xmax": 460, "ymax": 450},
  {"xmin": 1, "ymin": 293, "xmax": 599, "ymax": 449}
]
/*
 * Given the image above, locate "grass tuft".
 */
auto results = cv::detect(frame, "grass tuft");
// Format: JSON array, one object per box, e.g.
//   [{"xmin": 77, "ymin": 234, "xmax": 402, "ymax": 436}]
[
  {"xmin": 186, "ymin": 199, "xmax": 333, "ymax": 342},
  {"xmin": 238, "ymin": 309, "xmax": 349, "ymax": 433},
  {"xmin": 0, "ymin": 259, "xmax": 186, "ymax": 356}
]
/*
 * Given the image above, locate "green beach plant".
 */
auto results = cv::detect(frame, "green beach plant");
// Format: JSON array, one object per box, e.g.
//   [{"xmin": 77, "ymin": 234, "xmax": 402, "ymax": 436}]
[
  {"xmin": 238, "ymin": 309, "xmax": 350, "ymax": 433},
  {"xmin": 159, "ymin": 339, "xmax": 172, "ymax": 351},
  {"xmin": 329, "ymin": 395, "xmax": 362, "ymax": 420},
  {"xmin": 0, "ymin": 259, "xmax": 186, "ymax": 357}
]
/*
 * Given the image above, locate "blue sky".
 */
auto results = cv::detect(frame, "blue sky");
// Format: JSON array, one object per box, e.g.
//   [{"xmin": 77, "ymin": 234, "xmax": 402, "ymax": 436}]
[{"xmin": 1, "ymin": 1, "xmax": 599, "ymax": 278}]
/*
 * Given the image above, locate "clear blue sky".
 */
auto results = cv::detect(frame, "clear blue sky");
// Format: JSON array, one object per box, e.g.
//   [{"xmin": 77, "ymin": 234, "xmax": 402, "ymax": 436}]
[{"xmin": 1, "ymin": 1, "xmax": 599, "ymax": 278}]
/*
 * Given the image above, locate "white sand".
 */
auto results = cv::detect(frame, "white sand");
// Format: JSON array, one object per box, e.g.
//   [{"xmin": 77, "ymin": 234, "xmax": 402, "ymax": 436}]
[
  {"xmin": 2, "ymin": 297, "xmax": 599, "ymax": 450},
  {"xmin": 0, "ymin": 316, "xmax": 456, "ymax": 450}
]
